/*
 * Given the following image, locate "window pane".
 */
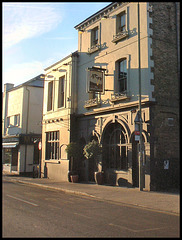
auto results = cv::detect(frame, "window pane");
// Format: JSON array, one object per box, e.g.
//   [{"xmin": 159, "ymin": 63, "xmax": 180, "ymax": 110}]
[
  {"xmin": 46, "ymin": 142, "xmax": 51, "ymax": 160},
  {"xmin": 92, "ymin": 27, "xmax": 98, "ymax": 46},
  {"xmin": 95, "ymin": 28, "xmax": 98, "ymax": 41},
  {"xmin": 46, "ymin": 131, "xmax": 59, "ymax": 160},
  {"xmin": 121, "ymin": 14, "xmax": 125, "ymax": 27},
  {"xmin": 55, "ymin": 142, "xmax": 59, "ymax": 159},
  {"xmin": 47, "ymin": 81, "xmax": 53, "ymax": 111},
  {"xmin": 58, "ymin": 77, "xmax": 64, "ymax": 108},
  {"xmin": 14, "ymin": 115, "xmax": 17, "ymax": 125},
  {"xmin": 48, "ymin": 132, "xmax": 51, "ymax": 141},
  {"xmin": 120, "ymin": 14, "xmax": 126, "ymax": 31},
  {"xmin": 121, "ymin": 146, "xmax": 127, "ymax": 169},
  {"xmin": 118, "ymin": 59, "xmax": 127, "ymax": 92},
  {"xmin": 54, "ymin": 131, "xmax": 57, "ymax": 140},
  {"xmin": 108, "ymin": 124, "xmax": 128, "ymax": 170},
  {"xmin": 51, "ymin": 143, "xmax": 54, "ymax": 159},
  {"xmin": 7, "ymin": 117, "xmax": 10, "ymax": 127}
]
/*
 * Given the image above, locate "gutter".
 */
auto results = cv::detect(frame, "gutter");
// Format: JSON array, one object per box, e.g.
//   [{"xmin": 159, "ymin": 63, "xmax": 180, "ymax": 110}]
[
  {"xmin": 74, "ymin": 2, "xmax": 116, "ymax": 30},
  {"xmin": 24, "ymin": 86, "xmax": 30, "ymax": 173}
]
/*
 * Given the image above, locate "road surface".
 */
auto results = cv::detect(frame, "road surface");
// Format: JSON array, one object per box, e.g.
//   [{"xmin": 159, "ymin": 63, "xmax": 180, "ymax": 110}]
[{"xmin": 3, "ymin": 179, "xmax": 179, "ymax": 237}]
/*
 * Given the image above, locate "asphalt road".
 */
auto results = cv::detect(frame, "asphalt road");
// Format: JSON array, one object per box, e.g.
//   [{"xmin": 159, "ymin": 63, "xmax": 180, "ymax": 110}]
[{"xmin": 3, "ymin": 179, "xmax": 179, "ymax": 238}]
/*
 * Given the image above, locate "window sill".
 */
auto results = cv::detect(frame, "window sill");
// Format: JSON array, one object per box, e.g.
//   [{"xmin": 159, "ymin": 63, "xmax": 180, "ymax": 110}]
[
  {"xmin": 111, "ymin": 92, "xmax": 130, "ymax": 102},
  {"xmin": 44, "ymin": 160, "xmax": 61, "ymax": 164},
  {"xmin": 47, "ymin": 109, "xmax": 53, "ymax": 113},
  {"xmin": 112, "ymin": 31, "xmax": 128, "ymax": 43},
  {"xmin": 107, "ymin": 169, "xmax": 128, "ymax": 173},
  {"xmin": 87, "ymin": 44, "xmax": 100, "ymax": 54},
  {"xmin": 114, "ymin": 169, "xmax": 128, "ymax": 174},
  {"xmin": 84, "ymin": 98, "xmax": 101, "ymax": 109},
  {"xmin": 7, "ymin": 125, "xmax": 20, "ymax": 128}
]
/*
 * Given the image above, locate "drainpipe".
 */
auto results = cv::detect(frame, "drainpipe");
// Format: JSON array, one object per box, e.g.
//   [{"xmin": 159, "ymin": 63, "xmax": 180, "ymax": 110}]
[
  {"xmin": 138, "ymin": 2, "xmax": 144, "ymax": 191},
  {"xmin": 24, "ymin": 86, "xmax": 30, "ymax": 173},
  {"xmin": 175, "ymin": 2, "xmax": 180, "ymax": 90}
]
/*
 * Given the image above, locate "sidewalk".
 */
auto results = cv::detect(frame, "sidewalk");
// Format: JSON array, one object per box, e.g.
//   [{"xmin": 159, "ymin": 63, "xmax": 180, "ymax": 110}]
[{"xmin": 3, "ymin": 171, "xmax": 180, "ymax": 216}]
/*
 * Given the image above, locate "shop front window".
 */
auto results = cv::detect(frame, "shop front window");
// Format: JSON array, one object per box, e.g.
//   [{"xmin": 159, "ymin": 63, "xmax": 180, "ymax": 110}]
[{"xmin": 3, "ymin": 148, "xmax": 12, "ymax": 164}]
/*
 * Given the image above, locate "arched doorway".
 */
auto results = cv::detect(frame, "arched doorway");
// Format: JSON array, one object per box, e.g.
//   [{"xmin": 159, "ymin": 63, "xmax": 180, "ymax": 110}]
[{"xmin": 102, "ymin": 121, "xmax": 128, "ymax": 171}]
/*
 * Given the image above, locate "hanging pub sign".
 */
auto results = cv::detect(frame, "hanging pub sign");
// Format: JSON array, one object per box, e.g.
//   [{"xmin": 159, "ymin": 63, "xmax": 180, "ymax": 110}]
[
  {"xmin": 19, "ymin": 134, "xmax": 41, "ymax": 145},
  {"xmin": 86, "ymin": 67, "xmax": 106, "ymax": 93}
]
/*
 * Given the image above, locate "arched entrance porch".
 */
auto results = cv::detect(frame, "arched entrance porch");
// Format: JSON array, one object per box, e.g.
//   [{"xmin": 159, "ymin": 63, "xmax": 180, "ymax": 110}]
[
  {"xmin": 101, "ymin": 120, "xmax": 131, "ymax": 186},
  {"xmin": 102, "ymin": 121, "xmax": 128, "ymax": 170},
  {"xmin": 101, "ymin": 118, "xmax": 149, "ymax": 188}
]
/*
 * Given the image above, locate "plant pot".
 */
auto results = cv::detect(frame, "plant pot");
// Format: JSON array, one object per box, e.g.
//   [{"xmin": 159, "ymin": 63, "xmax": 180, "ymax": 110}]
[
  {"xmin": 94, "ymin": 171, "xmax": 104, "ymax": 185},
  {"xmin": 70, "ymin": 175, "xmax": 79, "ymax": 183}
]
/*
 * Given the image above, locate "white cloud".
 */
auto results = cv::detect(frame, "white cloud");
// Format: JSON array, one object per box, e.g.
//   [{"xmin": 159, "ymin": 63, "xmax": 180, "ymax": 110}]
[
  {"xmin": 3, "ymin": 61, "xmax": 45, "ymax": 87},
  {"xmin": 3, "ymin": 3, "xmax": 63, "ymax": 49},
  {"xmin": 45, "ymin": 36, "xmax": 76, "ymax": 40}
]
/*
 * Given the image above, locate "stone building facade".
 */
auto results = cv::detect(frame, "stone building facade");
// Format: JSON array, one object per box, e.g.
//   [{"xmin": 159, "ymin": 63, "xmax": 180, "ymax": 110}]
[
  {"xmin": 73, "ymin": 2, "xmax": 179, "ymax": 191},
  {"xmin": 2, "ymin": 75, "xmax": 44, "ymax": 175},
  {"xmin": 41, "ymin": 52, "xmax": 79, "ymax": 181},
  {"xmin": 40, "ymin": 2, "xmax": 179, "ymax": 191}
]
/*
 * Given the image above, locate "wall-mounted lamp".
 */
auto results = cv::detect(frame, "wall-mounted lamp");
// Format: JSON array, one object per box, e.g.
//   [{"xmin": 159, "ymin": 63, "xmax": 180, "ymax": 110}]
[
  {"xmin": 78, "ymin": 29, "xmax": 84, "ymax": 34},
  {"xmin": 52, "ymin": 68, "xmax": 67, "ymax": 72},
  {"xmin": 147, "ymin": 6, "xmax": 153, "ymax": 13},
  {"xmin": 131, "ymin": 109, "xmax": 136, "ymax": 113},
  {"xmin": 102, "ymin": 15, "xmax": 108, "ymax": 20},
  {"xmin": 47, "ymin": 75, "xmax": 54, "ymax": 78},
  {"xmin": 40, "ymin": 74, "xmax": 54, "ymax": 78},
  {"xmin": 58, "ymin": 69, "xmax": 67, "ymax": 72}
]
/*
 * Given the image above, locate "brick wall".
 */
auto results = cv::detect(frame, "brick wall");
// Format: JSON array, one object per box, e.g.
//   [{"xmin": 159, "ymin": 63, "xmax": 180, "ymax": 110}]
[{"xmin": 149, "ymin": 2, "xmax": 179, "ymax": 190}]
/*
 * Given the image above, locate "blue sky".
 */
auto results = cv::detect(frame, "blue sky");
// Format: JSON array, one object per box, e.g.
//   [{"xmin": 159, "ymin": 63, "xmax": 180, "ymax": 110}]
[{"xmin": 3, "ymin": 2, "xmax": 111, "ymax": 89}]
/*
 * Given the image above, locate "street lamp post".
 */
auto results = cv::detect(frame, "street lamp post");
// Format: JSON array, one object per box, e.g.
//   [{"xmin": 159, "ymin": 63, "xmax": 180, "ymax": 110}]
[{"xmin": 138, "ymin": 2, "xmax": 144, "ymax": 191}]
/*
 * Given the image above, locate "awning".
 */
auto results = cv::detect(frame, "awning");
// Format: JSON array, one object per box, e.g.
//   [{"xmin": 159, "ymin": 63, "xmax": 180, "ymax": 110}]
[{"xmin": 2, "ymin": 142, "xmax": 19, "ymax": 148}]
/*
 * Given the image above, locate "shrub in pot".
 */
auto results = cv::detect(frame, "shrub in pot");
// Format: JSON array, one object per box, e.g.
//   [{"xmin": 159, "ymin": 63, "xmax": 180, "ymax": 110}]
[
  {"xmin": 65, "ymin": 142, "xmax": 83, "ymax": 183},
  {"xmin": 83, "ymin": 140, "xmax": 104, "ymax": 184}
]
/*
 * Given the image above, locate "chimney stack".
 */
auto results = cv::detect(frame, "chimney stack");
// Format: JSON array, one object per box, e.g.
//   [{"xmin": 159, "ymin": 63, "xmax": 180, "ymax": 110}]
[{"xmin": 4, "ymin": 83, "xmax": 14, "ymax": 92}]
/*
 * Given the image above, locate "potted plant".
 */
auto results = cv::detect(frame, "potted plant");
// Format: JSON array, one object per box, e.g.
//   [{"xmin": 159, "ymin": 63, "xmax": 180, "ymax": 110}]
[
  {"xmin": 83, "ymin": 140, "xmax": 104, "ymax": 184},
  {"xmin": 65, "ymin": 142, "xmax": 82, "ymax": 183}
]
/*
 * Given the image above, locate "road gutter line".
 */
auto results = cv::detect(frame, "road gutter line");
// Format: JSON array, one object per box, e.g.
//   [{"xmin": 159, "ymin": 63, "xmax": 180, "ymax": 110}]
[
  {"xmin": 4, "ymin": 178, "xmax": 179, "ymax": 216},
  {"xmin": 6, "ymin": 194, "xmax": 38, "ymax": 207},
  {"xmin": 109, "ymin": 223, "xmax": 169, "ymax": 233}
]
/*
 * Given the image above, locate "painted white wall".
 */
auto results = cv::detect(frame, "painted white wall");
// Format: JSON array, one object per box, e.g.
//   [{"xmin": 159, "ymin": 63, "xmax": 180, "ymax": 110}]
[{"xmin": 77, "ymin": 2, "xmax": 155, "ymax": 114}]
